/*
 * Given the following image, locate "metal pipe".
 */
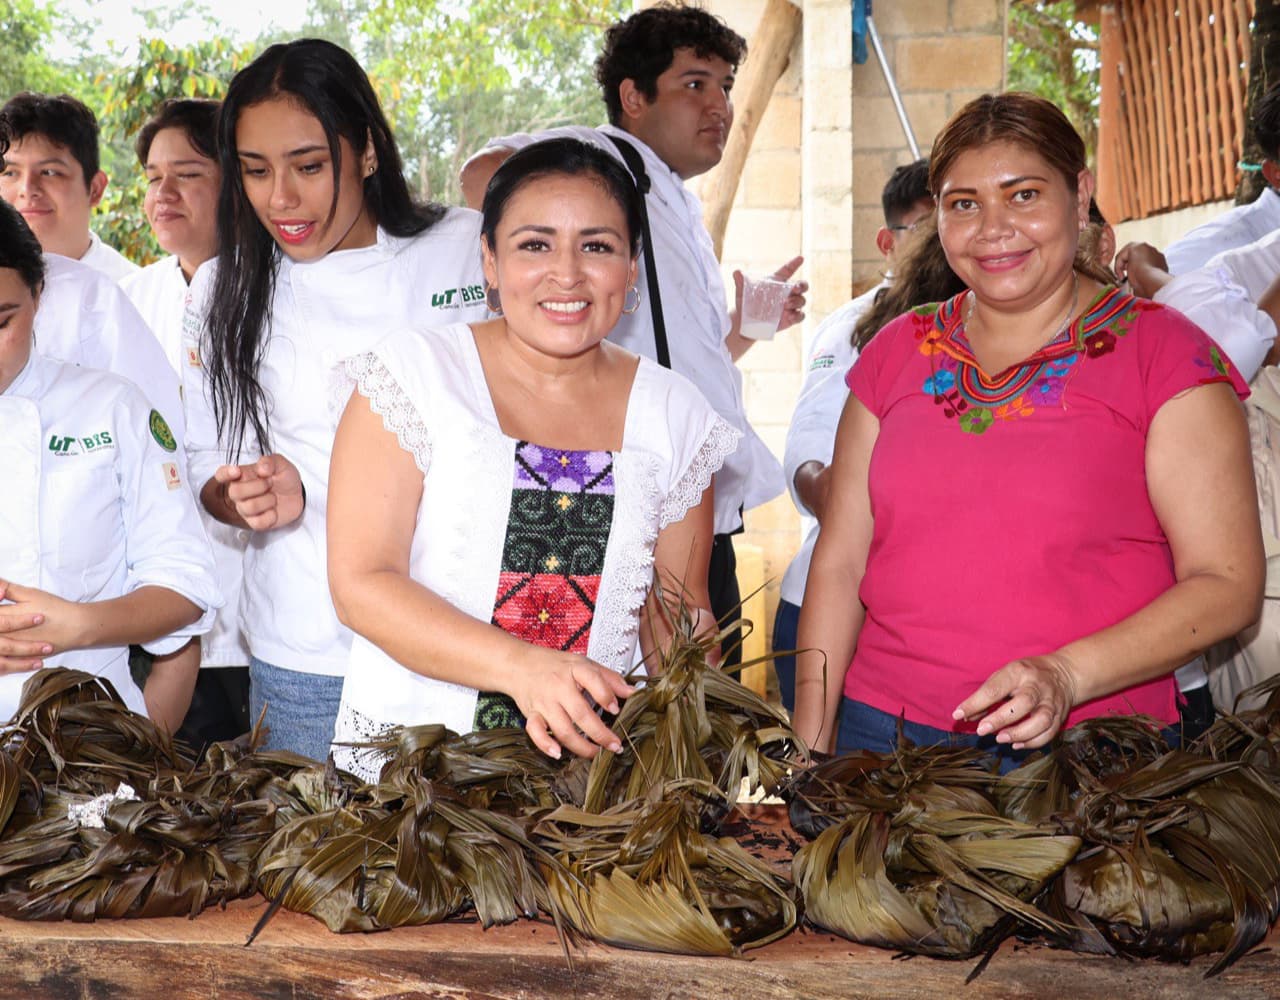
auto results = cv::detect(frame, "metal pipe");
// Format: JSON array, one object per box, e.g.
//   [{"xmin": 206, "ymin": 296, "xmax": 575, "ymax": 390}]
[{"xmin": 866, "ymin": 15, "xmax": 921, "ymax": 159}]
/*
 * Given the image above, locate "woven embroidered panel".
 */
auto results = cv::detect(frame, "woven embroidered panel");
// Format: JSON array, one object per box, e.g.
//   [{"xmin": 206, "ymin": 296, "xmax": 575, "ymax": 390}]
[{"xmin": 474, "ymin": 442, "xmax": 616, "ymax": 731}]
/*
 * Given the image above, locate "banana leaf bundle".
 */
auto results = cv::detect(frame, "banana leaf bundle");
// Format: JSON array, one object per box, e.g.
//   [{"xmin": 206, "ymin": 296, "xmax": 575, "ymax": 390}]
[
  {"xmin": 253, "ymin": 770, "xmax": 559, "ymax": 934},
  {"xmin": 787, "ymin": 746, "xmax": 1080, "ymax": 958},
  {"xmin": 558, "ymin": 601, "xmax": 805, "ymax": 815},
  {"xmin": 998, "ymin": 716, "xmax": 1280, "ymax": 975},
  {"xmin": 533, "ymin": 780, "xmax": 796, "ymax": 956},
  {"xmin": 0, "ymin": 670, "xmax": 289, "ymax": 921}
]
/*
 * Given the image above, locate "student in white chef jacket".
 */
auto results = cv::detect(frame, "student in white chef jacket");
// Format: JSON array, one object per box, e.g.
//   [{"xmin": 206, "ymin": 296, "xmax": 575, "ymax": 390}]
[
  {"xmin": 0, "ymin": 92, "xmax": 139, "ymax": 281},
  {"xmin": 35, "ymin": 253, "xmax": 182, "ymax": 439},
  {"xmin": 0, "ymin": 202, "xmax": 219, "ymax": 725},
  {"xmin": 182, "ymin": 40, "xmax": 488, "ymax": 763},
  {"xmin": 122, "ymin": 98, "xmax": 252, "ymax": 750}
]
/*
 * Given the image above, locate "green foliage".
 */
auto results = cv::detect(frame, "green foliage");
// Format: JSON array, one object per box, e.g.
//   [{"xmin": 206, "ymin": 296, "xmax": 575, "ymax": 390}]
[
  {"xmin": 9, "ymin": 0, "xmax": 624, "ymax": 259},
  {"xmin": 92, "ymin": 37, "xmax": 253, "ymax": 264},
  {"xmin": 1006, "ymin": 1, "xmax": 1100, "ymax": 162}
]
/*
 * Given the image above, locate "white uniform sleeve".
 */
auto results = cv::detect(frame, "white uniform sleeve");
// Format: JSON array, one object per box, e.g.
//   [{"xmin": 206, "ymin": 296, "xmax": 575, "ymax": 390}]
[
  {"xmin": 656, "ymin": 369, "xmax": 742, "ymax": 530},
  {"xmin": 74, "ymin": 273, "xmax": 185, "ymax": 442},
  {"xmin": 1153, "ymin": 266, "xmax": 1276, "ymax": 383},
  {"xmin": 782, "ymin": 302, "xmax": 862, "ymax": 516},
  {"xmin": 113, "ymin": 382, "xmax": 222, "ymax": 654}
]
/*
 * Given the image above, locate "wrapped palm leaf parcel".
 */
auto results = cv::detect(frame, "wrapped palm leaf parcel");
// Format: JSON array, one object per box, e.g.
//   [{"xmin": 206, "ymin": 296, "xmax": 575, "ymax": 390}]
[
  {"xmin": 557, "ymin": 599, "xmax": 806, "ymax": 815},
  {"xmin": 998, "ymin": 716, "xmax": 1280, "ymax": 976},
  {"xmin": 0, "ymin": 669, "xmax": 284, "ymax": 921},
  {"xmin": 787, "ymin": 746, "xmax": 1080, "ymax": 959},
  {"xmin": 533, "ymin": 781, "xmax": 796, "ymax": 956},
  {"xmin": 253, "ymin": 763, "xmax": 560, "ymax": 934}
]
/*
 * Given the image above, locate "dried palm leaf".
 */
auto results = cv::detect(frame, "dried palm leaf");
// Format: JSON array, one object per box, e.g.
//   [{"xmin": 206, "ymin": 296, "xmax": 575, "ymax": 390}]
[
  {"xmin": 253, "ymin": 774, "xmax": 559, "ymax": 934},
  {"xmin": 534, "ymin": 781, "xmax": 796, "ymax": 956},
  {"xmin": 556, "ymin": 596, "xmax": 804, "ymax": 816},
  {"xmin": 787, "ymin": 746, "xmax": 1078, "ymax": 958}
]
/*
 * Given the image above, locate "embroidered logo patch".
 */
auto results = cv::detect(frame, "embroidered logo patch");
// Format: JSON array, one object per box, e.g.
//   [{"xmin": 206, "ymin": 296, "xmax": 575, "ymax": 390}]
[
  {"xmin": 808, "ymin": 354, "xmax": 836, "ymax": 371},
  {"xmin": 149, "ymin": 410, "xmax": 177, "ymax": 452},
  {"xmin": 430, "ymin": 283, "xmax": 484, "ymax": 309},
  {"xmin": 185, "ymin": 345, "xmax": 202, "ymax": 368},
  {"xmin": 162, "ymin": 462, "xmax": 181, "ymax": 490}
]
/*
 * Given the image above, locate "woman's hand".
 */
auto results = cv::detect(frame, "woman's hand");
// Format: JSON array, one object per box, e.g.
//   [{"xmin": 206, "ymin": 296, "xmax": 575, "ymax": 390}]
[
  {"xmin": 0, "ymin": 580, "xmax": 87, "ymax": 671},
  {"xmin": 213, "ymin": 453, "xmax": 305, "ymax": 531},
  {"xmin": 952, "ymin": 651, "xmax": 1080, "ymax": 750},
  {"xmin": 510, "ymin": 648, "xmax": 635, "ymax": 760}
]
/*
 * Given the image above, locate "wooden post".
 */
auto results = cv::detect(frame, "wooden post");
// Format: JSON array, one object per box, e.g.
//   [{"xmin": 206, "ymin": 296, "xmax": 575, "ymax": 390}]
[
  {"xmin": 1096, "ymin": 3, "xmax": 1125, "ymax": 221},
  {"xmin": 701, "ymin": 0, "xmax": 803, "ymax": 261}
]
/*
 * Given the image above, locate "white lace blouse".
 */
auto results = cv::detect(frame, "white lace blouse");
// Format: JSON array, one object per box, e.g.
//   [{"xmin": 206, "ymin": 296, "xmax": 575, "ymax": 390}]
[{"xmin": 331, "ymin": 323, "xmax": 739, "ymax": 777}]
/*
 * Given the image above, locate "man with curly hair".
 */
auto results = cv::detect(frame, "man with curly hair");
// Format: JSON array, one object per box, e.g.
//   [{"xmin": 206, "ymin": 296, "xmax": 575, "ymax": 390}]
[{"xmin": 462, "ymin": 3, "xmax": 805, "ymax": 665}]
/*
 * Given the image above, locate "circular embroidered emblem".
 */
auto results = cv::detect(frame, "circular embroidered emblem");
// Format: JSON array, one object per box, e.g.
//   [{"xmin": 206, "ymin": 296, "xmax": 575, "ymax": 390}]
[{"xmin": 149, "ymin": 410, "xmax": 177, "ymax": 452}]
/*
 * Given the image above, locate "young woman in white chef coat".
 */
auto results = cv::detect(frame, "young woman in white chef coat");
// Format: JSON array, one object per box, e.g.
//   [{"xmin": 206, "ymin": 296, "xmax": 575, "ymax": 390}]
[
  {"xmin": 0, "ymin": 200, "xmax": 220, "ymax": 725},
  {"xmin": 183, "ymin": 39, "xmax": 489, "ymax": 761}
]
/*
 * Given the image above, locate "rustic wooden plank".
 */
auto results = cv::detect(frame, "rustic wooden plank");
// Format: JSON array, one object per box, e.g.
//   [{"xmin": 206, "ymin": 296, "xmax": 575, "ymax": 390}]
[
  {"xmin": 1212, "ymin": 0, "xmax": 1236, "ymax": 196},
  {"xmin": 1221, "ymin": 0, "xmax": 1248, "ymax": 193},
  {"xmin": 1149, "ymin": 0, "xmax": 1176, "ymax": 210},
  {"xmin": 1096, "ymin": 3, "xmax": 1128, "ymax": 221},
  {"xmin": 0, "ymin": 903, "xmax": 1275, "ymax": 1000},
  {"xmin": 1187, "ymin": 0, "xmax": 1214, "ymax": 202},
  {"xmin": 1177, "ymin": 0, "xmax": 1204, "ymax": 203},
  {"xmin": 1163, "ymin": 0, "xmax": 1191, "ymax": 206},
  {"xmin": 1199, "ymin": 0, "xmax": 1227, "ymax": 195},
  {"xmin": 1120, "ymin": 2, "xmax": 1155, "ymax": 215}
]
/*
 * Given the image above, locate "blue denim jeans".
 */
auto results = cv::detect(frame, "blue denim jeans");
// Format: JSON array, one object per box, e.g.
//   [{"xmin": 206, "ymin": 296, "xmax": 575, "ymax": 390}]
[
  {"xmin": 836, "ymin": 697, "xmax": 1035, "ymax": 774},
  {"xmin": 837, "ymin": 697, "xmax": 1183, "ymax": 775},
  {"xmin": 771, "ymin": 599, "xmax": 801, "ymax": 713},
  {"xmin": 249, "ymin": 657, "xmax": 345, "ymax": 763}
]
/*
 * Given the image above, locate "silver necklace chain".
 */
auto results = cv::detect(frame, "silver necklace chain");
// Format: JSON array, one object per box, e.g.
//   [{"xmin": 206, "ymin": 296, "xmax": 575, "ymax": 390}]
[{"xmin": 965, "ymin": 271, "xmax": 1081, "ymax": 354}]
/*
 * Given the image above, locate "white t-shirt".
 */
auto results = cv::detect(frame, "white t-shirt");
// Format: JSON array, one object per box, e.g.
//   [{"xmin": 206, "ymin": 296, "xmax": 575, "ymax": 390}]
[
  {"xmin": 80, "ymin": 231, "xmax": 141, "ymax": 282},
  {"xmin": 182, "ymin": 214, "xmax": 490, "ymax": 676},
  {"xmin": 1165, "ymin": 187, "xmax": 1280, "ymax": 275},
  {"xmin": 0, "ymin": 353, "xmax": 219, "ymax": 719},
  {"xmin": 330, "ymin": 323, "xmax": 738, "ymax": 779},
  {"xmin": 469, "ymin": 125, "xmax": 785, "ymax": 533}
]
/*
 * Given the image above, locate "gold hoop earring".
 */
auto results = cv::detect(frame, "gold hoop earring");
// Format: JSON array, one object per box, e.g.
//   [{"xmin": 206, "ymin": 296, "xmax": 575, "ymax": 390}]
[
  {"xmin": 622, "ymin": 284, "xmax": 642, "ymax": 315},
  {"xmin": 485, "ymin": 283, "xmax": 503, "ymax": 315}
]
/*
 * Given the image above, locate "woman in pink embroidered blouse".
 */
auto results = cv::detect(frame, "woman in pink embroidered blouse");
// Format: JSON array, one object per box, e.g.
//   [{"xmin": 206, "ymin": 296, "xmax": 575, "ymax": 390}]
[{"xmin": 792, "ymin": 93, "xmax": 1264, "ymax": 762}]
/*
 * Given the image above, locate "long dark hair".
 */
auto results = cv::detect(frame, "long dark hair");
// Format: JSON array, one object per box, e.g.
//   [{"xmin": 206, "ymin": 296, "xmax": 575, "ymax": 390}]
[{"xmin": 204, "ymin": 38, "xmax": 445, "ymax": 457}]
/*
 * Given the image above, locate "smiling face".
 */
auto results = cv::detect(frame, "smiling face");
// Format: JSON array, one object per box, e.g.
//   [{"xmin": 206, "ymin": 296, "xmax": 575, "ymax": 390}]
[
  {"xmin": 143, "ymin": 127, "xmax": 221, "ymax": 278},
  {"xmin": 936, "ymin": 140, "xmax": 1091, "ymax": 314},
  {"xmin": 621, "ymin": 47, "xmax": 735, "ymax": 180},
  {"xmin": 0, "ymin": 267, "xmax": 37, "ymax": 394},
  {"xmin": 481, "ymin": 172, "xmax": 637, "ymax": 362},
  {"xmin": 0, "ymin": 133, "xmax": 106, "ymax": 260},
  {"xmin": 234, "ymin": 96, "xmax": 377, "ymax": 262}
]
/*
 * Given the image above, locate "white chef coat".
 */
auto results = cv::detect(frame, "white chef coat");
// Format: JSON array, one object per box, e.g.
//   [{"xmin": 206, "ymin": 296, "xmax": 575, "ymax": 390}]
[
  {"xmin": 779, "ymin": 283, "xmax": 883, "ymax": 606},
  {"xmin": 80, "ymin": 231, "xmax": 141, "ymax": 282},
  {"xmin": 35, "ymin": 253, "xmax": 183, "ymax": 440},
  {"xmin": 1165, "ymin": 187, "xmax": 1280, "ymax": 275},
  {"xmin": 123, "ymin": 254, "xmax": 250, "ymax": 668},
  {"xmin": 182, "ymin": 213, "xmax": 490, "ymax": 677},
  {"xmin": 469, "ymin": 125, "xmax": 785, "ymax": 534},
  {"xmin": 121, "ymin": 255, "xmax": 187, "ymax": 372},
  {"xmin": 1153, "ymin": 227, "xmax": 1280, "ymax": 383},
  {"xmin": 0, "ymin": 353, "xmax": 220, "ymax": 719}
]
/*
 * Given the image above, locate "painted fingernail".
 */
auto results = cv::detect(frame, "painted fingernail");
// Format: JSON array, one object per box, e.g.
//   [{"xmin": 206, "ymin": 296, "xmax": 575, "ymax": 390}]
[
  {"xmin": 548, "ymin": 744, "xmax": 561, "ymax": 760},
  {"xmin": 608, "ymin": 742, "xmax": 622, "ymax": 754},
  {"xmin": 41, "ymin": 645, "xmax": 52, "ymax": 654},
  {"xmin": 996, "ymin": 733, "xmax": 1011, "ymax": 744},
  {"xmin": 32, "ymin": 615, "xmax": 44, "ymax": 625},
  {"xmin": 976, "ymin": 723, "xmax": 991, "ymax": 736},
  {"xmin": 608, "ymin": 702, "xmax": 619, "ymax": 714},
  {"xmin": 952, "ymin": 708, "xmax": 964, "ymax": 720}
]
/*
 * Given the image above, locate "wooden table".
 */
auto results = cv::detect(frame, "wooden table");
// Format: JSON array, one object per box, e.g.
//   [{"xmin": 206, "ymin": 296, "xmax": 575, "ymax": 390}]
[{"xmin": 3, "ymin": 807, "xmax": 1279, "ymax": 999}]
